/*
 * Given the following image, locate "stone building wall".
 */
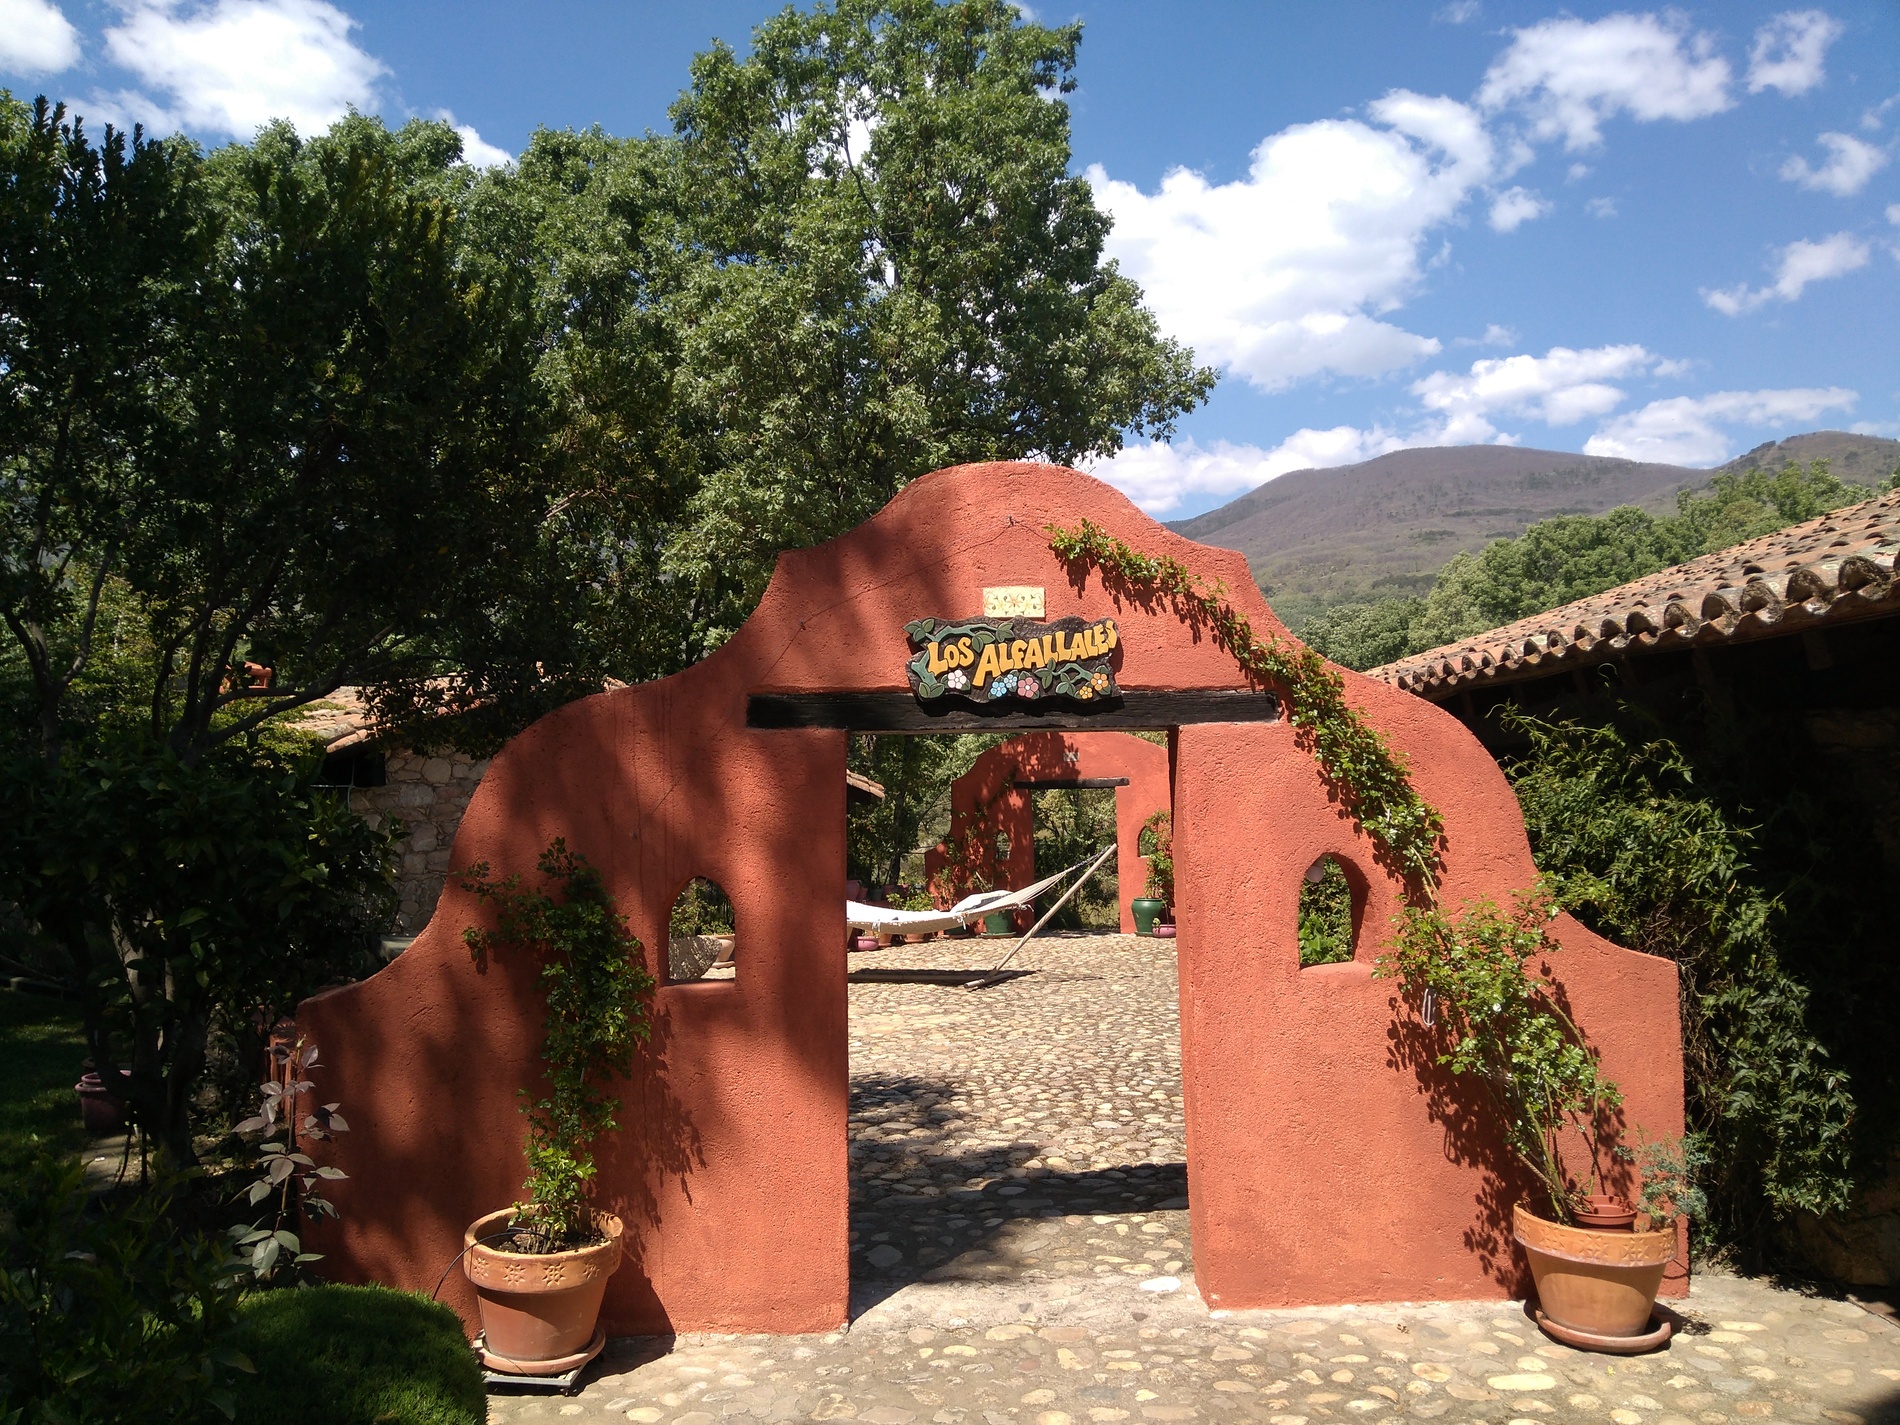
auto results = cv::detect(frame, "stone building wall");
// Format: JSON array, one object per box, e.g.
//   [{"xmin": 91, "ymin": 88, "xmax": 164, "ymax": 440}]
[{"xmin": 350, "ymin": 750, "xmax": 490, "ymax": 934}]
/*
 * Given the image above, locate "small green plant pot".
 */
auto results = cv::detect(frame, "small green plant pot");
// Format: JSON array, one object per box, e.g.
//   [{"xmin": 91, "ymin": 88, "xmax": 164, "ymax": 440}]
[
  {"xmin": 983, "ymin": 910, "xmax": 1015, "ymax": 936},
  {"xmin": 1132, "ymin": 898, "xmax": 1167, "ymax": 936}
]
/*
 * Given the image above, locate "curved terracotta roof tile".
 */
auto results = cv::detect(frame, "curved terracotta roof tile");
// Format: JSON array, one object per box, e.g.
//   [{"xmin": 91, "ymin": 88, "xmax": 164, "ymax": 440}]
[{"xmin": 1371, "ymin": 486, "xmax": 1900, "ymax": 697}]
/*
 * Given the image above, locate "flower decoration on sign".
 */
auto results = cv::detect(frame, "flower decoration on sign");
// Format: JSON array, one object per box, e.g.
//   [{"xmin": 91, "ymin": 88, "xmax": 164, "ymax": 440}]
[{"xmin": 905, "ymin": 615, "xmax": 1122, "ymax": 707}]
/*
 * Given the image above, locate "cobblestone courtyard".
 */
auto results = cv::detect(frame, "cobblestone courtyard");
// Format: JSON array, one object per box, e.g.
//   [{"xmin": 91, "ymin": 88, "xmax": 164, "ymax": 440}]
[
  {"xmin": 846, "ymin": 932, "xmax": 1191, "ymax": 1301},
  {"xmin": 487, "ymin": 934, "xmax": 1900, "ymax": 1425}
]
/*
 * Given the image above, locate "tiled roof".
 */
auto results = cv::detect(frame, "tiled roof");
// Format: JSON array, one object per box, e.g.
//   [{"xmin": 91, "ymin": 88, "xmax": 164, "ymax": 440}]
[
  {"xmin": 1370, "ymin": 487, "xmax": 1900, "ymax": 699},
  {"xmin": 295, "ymin": 686, "xmax": 376, "ymax": 753}
]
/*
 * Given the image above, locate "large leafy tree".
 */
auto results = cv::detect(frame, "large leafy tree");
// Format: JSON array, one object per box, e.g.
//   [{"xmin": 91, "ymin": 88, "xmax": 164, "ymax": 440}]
[
  {"xmin": 0, "ymin": 98, "xmax": 209, "ymax": 761},
  {"xmin": 390, "ymin": 0, "xmax": 1215, "ymax": 748},
  {"xmin": 1, "ymin": 0, "xmax": 1215, "ymax": 1159},
  {"xmin": 144, "ymin": 115, "xmax": 542, "ymax": 764},
  {"xmin": 0, "ymin": 101, "xmax": 538, "ymax": 1164},
  {"xmin": 662, "ymin": 0, "xmax": 1212, "ymax": 637},
  {"xmin": 2, "ymin": 99, "xmax": 545, "ymax": 765}
]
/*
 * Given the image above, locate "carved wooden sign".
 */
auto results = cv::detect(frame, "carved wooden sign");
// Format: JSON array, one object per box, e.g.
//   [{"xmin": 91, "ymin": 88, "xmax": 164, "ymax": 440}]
[{"xmin": 905, "ymin": 616, "xmax": 1122, "ymax": 706}]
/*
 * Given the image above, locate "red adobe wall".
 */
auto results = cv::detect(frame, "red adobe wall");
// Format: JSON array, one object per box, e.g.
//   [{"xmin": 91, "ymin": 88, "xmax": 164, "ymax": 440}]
[
  {"xmin": 295, "ymin": 461, "xmax": 1684, "ymax": 1336},
  {"xmin": 922, "ymin": 731, "xmax": 1171, "ymax": 933}
]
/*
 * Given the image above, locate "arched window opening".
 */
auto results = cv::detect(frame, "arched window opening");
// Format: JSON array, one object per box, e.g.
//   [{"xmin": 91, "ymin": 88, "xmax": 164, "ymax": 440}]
[
  {"xmin": 668, "ymin": 877, "xmax": 736, "ymax": 983},
  {"xmin": 1298, "ymin": 856, "xmax": 1357, "ymax": 967}
]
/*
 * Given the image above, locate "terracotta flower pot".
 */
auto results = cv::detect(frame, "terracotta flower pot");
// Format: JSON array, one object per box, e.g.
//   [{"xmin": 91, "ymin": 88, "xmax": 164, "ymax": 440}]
[
  {"xmin": 75, "ymin": 1072, "xmax": 125, "ymax": 1135},
  {"xmin": 1573, "ymin": 1193, "xmax": 1638, "ymax": 1230},
  {"xmin": 1153, "ymin": 923, "xmax": 1177, "ymax": 940},
  {"xmin": 463, "ymin": 1209, "xmax": 623, "ymax": 1372},
  {"xmin": 1513, "ymin": 1203, "xmax": 1673, "ymax": 1340}
]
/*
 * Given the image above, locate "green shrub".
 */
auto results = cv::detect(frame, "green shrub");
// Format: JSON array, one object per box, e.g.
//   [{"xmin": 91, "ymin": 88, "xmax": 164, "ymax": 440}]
[
  {"xmin": 1139, "ymin": 810, "xmax": 1173, "ymax": 905},
  {"xmin": 0, "ymin": 1158, "xmax": 246, "ymax": 1425},
  {"xmin": 1296, "ymin": 858, "xmax": 1355, "ymax": 966},
  {"xmin": 1505, "ymin": 709, "xmax": 1861, "ymax": 1256},
  {"xmin": 228, "ymin": 1285, "xmax": 482, "ymax": 1425},
  {"xmin": 462, "ymin": 841, "xmax": 654, "ymax": 1252}
]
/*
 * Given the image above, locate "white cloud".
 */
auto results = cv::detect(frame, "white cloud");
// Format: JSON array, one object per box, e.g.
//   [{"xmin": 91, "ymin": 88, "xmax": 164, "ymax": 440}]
[
  {"xmin": 1411, "ymin": 344, "xmax": 1663, "ymax": 444},
  {"xmin": 1436, "ymin": 1, "xmax": 1480, "ymax": 23},
  {"xmin": 1586, "ymin": 195, "xmax": 1618, "ymax": 218},
  {"xmin": 1864, "ymin": 95, "xmax": 1899, "ymax": 132},
  {"xmin": 1090, "ymin": 90, "xmax": 1498, "ymax": 393},
  {"xmin": 1566, "ymin": 162, "xmax": 1592, "ymax": 182},
  {"xmin": 1703, "ymin": 232, "xmax": 1871, "ymax": 315},
  {"xmin": 1747, "ymin": 10, "xmax": 1843, "ymax": 96},
  {"xmin": 430, "ymin": 111, "xmax": 511, "ymax": 168},
  {"xmin": 100, "ymin": 0, "xmax": 387, "ymax": 139},
  {"xmin": 0, "ymin": 0, "xmax": 80, "ymax": 73},
  {"xmin": 454, "ymin": 125, "xmax": 511, "ymax": 168},
  {"xmin": 1586, "ymin": 387, "xmax": 1856, "ymax": 465},
  {"xmin": 1488, "ymin": 186, "xmax": 1550, "ymax": 232},
  {"xmin": 1779, "ymin": 131, "xmax": 1889, "ymax": 196},
  {"xmin": 1477, "ymin": 12, "xmax": 1733, "ymax": 151},
  {"xmin": 1092, "ymin": 429, "xmax": 1416, "ymax": 516}
]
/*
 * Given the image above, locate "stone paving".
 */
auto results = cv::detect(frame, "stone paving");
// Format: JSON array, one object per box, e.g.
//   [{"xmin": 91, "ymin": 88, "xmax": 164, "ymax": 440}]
[
  {"xmin": 485, "ymin": 933, "xmax": 1900, "ymax": 1425},
  {"xmin": 846, "ymin": 933, "xmax": 1189, "ymax": 1299}
]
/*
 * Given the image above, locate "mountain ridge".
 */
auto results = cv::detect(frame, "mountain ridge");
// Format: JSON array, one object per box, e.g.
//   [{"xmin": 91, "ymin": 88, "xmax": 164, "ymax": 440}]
[{"xmin": 1162, "ymin": 431, "xmax": 1900, "ymax": 625}]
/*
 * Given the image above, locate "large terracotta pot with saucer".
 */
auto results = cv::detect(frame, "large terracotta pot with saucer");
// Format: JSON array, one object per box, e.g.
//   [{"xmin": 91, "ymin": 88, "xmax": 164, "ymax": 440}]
[
  {"xmin": 463, "ymin": 1209, "xmax": 624, "ymax": 1374},
  {"xmin": 1513, "ymin": 1203, "xmax": 1675, "ymax": 1352}
]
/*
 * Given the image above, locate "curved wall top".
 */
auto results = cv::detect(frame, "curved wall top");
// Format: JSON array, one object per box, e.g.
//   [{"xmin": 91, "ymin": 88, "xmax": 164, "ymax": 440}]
[{"xmin": 298, "ymin": 462, "xmax": 1685, "ymax": 1336}]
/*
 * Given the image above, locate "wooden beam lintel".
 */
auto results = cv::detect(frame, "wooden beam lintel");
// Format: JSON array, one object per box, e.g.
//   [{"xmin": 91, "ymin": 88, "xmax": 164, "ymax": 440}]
[{"xmin": 746, "ymin": 690, "xmax": 1281, "ymax": 732}]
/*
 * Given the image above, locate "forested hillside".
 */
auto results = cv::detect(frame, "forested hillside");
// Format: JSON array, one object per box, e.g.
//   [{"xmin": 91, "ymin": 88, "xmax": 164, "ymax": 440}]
[
  {"xmin": 1299, "ymin": 460, "xmax": 1893, "ymax": 671},
  {"xmin": 1166, "ymin": 432, "xmax": 1900, "ymax": 631}
]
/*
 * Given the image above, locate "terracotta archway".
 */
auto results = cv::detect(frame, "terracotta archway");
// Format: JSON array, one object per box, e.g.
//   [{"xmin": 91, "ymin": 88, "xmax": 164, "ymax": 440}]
[
  {"xmin": 923, "ymin": 731, "xmax": 1170, "ymax": 932},
  {"xmin": 297, "ymin": 461, "xmax": 1685, "ymax": 1336}
]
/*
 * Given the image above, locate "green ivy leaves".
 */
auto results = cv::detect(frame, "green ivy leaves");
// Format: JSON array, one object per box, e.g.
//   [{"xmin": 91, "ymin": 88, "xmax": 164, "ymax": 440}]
[{"xmin": 1046, "ymin": 520, "xmax": 1444, "ymax": 893}]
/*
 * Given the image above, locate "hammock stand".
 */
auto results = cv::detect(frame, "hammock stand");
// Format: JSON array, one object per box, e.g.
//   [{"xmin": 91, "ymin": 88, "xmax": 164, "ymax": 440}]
[
  {"xmin": 843, "ymin": 843, "xmax": 1120, "ymax": 989},
  {"xmin": 966, "ymin": 841, "xmax": 1118, "ymax": 989}
]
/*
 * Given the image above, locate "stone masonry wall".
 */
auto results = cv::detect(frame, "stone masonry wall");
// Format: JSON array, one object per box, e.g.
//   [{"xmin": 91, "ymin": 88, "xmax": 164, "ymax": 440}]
[{"xmin": 351, "ymin": 750, "xmax": 490, "ymax": 934}]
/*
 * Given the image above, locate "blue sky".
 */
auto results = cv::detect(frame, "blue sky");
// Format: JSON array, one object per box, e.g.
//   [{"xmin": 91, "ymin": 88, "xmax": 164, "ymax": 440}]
[{"xmin": 3, "ymin": 2, "xmax": 1896, "ymax": 520}]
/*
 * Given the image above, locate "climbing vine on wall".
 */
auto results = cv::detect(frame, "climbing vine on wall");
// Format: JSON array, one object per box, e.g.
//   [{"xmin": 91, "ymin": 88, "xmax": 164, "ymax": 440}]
[{"xmin": 1046, "ymin": 520, "xmax": 1444, "ymax": 892}]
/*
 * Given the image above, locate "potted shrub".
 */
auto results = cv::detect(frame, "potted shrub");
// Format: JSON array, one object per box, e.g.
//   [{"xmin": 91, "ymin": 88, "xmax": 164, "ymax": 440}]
[
  {"xmin": 929, "ymin": 831, "xmax": 993, "ymax": 937},
  {"xmin": 894, "ymin": 886, "xmax": 937, "ymax": 942},
  {"xmin": 458, "ymin": 840, "xmax": 655, "ymax": 1374},
  {"xmin": 1132, "ymin": 810, "xmax": 1172, "ymax": 936},
  {"xmin": 1378, "ymin": 892, "xmax": 1699, "ymax": 1352}
]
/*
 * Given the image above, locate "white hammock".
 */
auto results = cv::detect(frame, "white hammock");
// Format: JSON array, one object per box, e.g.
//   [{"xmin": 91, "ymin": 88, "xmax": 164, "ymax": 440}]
[{"xmin": 846, "ymin": 862, "xmax": 1081, "ymax": 935}]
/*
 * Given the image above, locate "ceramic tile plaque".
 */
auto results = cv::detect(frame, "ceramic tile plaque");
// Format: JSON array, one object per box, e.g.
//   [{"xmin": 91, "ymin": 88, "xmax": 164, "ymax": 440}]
[{"xmin": 982, "ymin": 586, "xmax": 1045, "ymax": 618}]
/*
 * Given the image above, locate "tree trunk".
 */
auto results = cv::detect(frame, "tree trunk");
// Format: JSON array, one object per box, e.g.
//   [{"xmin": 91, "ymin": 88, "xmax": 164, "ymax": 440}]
[{"xmin": 84, "ymin": 984, "xmax": 209, "ymax": 1172}]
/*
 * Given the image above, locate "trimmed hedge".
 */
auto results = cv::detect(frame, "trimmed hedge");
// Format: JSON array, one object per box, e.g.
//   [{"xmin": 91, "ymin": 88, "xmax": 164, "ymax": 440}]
[{"xmin": 230, "ymin": 1284, "xmax": 482, "ymax": 1425}]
